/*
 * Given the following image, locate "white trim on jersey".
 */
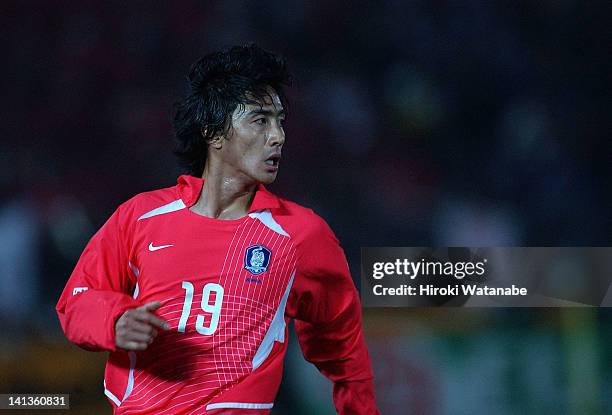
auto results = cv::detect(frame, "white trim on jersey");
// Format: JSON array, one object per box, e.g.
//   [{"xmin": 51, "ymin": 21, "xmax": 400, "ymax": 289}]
[
  {"xmin": 122, "ymin": 351, "xmax": 137, "ymax": 402},
  {"xmin": 137, "ymin": 199, "xmax": 186, "ymax": 221},
  {"xmin": 248, "ymin": 210, "xmax": 290, "ymax": 237},
  {"xmin": 128, "ymin": 261, "xmax": 140, "ymax": 299},
  {"xmin": 104, "ymin": 380, "xmax": 122, "ymax": 407},
  {"xmin": 251, "ymin": 270, "xmax": 295, "ymax": 370},
  {"xmin": 206, "ymin": 402, "xmax": 274, "ymax": 410}
]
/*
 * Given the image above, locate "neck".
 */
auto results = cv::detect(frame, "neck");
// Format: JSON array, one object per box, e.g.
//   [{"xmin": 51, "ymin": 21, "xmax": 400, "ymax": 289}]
[{"xmin": 191, "ymin": 164, "xmax": 257, "ymax": 220}]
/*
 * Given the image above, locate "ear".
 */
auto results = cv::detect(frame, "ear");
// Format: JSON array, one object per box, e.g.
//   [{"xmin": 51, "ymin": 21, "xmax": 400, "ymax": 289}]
[{"xmin": 202, "ymin": 127, "xmax": 224, "ymax": 150}]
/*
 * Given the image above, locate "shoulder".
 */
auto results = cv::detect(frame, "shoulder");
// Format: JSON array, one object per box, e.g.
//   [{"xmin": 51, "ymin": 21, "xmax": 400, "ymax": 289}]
[
  {"xmin": 113, "ymin": 184, "xmax": 180, "ymax": 225},
  {"xmin": 271, "ymin": 197, "xmax": 349, "ymax": 278},
  {"xmin": 272, "ymin": 197, "xmax": 339, "ymax": 246}
]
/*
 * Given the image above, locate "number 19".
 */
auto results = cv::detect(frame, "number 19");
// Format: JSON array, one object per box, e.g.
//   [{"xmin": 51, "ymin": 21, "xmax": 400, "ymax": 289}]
[{"xmin": 177, "ymin": 281, "xmax": 224, "ymax": 335}]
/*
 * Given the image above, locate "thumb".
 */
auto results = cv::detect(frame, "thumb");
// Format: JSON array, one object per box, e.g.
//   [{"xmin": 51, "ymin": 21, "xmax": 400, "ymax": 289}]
[{"xmin": 139, "ymin": 301, "xmax": 162, "ymax": 312}]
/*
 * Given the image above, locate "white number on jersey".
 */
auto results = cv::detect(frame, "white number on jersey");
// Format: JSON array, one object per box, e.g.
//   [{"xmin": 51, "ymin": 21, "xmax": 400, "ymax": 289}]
[{"xmin": 177, "ymin": 281, "xmax": 224, "ymax": 335}]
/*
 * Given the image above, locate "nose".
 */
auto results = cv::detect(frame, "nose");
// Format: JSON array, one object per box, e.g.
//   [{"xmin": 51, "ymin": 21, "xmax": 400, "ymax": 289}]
[{"xmin": 268, "ymin": 121, "xmax": 285, "ymax": 147}]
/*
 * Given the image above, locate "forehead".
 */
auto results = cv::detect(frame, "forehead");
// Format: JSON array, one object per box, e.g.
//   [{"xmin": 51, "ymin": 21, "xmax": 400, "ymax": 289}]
[{"xmin": 233, "ymin": 89, "xmax": 284, "ymax": 118}]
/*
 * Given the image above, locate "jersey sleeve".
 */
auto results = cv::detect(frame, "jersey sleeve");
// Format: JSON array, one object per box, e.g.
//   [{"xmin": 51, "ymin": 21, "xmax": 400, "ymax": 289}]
[
  {"xmin": 56, "ymin": 202, "xmax": 140, "ymax": 352},
  {"xmin": 290, "ymin": 215, "xmax": 379, "ymax": 415}
]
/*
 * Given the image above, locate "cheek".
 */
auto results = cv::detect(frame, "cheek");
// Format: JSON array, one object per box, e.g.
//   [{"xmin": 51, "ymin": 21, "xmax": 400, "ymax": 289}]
[
  {"xmin": 233, "ymin": 139, "xmax": 262, "ymax": 169},
  {"xmin": 226, "ymin": 134, "xmax": 251, "ymax": 158},
  {"xmin": 242, "ymin": 151, "xmax": 263, "ymax": 171},
  {"xmin": 225, "ymin": 124, "xmax": 265, "ymax": 169},
  {"xmin": 238, "ymin": 135, "xmax": 263, "ymax": 159}
]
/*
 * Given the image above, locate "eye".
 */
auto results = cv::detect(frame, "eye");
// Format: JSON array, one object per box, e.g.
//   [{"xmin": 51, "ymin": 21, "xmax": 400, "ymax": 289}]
[{"xmin": 254, "ymin": 118, "xmax": 267, "ymax": 125}]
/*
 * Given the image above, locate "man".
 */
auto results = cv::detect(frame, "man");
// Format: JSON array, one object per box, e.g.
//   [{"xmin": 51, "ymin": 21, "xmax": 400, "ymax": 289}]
[{"xmin": 57, "ymin": 44, "xmax": 379, "ymax": 414}]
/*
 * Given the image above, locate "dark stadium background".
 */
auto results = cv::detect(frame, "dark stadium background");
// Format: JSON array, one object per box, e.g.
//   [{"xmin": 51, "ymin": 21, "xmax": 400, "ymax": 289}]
[{"xmin": 1, "ymin": 1, "xmax": 610, "ymax": 414}]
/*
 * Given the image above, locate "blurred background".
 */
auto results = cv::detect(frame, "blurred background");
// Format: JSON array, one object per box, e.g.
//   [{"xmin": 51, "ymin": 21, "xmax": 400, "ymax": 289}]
[{"xmin": 1, "ymin": 0, "xmax": 610, "ymax": 414}]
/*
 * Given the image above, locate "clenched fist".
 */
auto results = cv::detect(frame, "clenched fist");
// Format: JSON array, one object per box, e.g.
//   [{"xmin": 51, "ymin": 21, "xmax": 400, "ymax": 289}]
[{"xmin": 115, "ymin": 301, "xmax": 169, "ymax": 351}]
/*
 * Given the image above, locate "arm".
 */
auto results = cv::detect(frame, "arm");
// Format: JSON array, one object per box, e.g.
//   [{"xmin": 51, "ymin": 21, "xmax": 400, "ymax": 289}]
[
  {"xmin": 55, "ymin": 204, "xmax": 140, "ymax": 352},
  {"xmin": 291, "ymin": 216, "xmax": 379, "ymax": 415}
]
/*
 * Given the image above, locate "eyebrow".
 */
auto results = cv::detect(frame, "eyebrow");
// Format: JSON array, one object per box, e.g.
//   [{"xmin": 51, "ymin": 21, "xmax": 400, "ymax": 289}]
[{"xmin": 246, "ymin": 108, "xmax": 286, "ymax": 117}]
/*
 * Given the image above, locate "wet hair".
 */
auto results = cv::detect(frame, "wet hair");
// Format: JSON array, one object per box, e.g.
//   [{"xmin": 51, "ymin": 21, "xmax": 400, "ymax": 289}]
[{"xmin": 173, "ymin": 44, "xmax": 292, "ymax": 176}]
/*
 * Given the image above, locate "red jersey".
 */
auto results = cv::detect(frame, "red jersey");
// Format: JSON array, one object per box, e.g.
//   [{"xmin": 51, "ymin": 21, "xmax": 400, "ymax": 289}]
[{"xmin": 56, "ymin": 175, "xmax": 378, "ymax": 414}]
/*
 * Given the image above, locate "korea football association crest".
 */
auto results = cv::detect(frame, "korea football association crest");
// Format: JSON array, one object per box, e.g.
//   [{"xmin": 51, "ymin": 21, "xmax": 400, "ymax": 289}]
[{"xmin": 244, "ymin": 245, "xmax": 271, "ymax": 275}]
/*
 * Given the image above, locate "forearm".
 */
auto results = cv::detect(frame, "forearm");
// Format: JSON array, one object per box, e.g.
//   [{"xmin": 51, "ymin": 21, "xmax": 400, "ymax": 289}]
[
  {"xmin": 295, "ymin": 304, "xmax": 379, "ymax": 414},
  {"xmin": 333, "ymin": 378, "xmax": 379, "ymax": 415},
  {"xmin": 58, "ymin": 290, "xmax": 139, "ymax": 351}
]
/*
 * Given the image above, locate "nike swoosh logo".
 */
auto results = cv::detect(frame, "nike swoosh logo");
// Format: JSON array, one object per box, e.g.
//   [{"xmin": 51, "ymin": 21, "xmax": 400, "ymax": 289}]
[{"xmin": 149, "ymin": 242, "xmax": 174, "ymax": 251}]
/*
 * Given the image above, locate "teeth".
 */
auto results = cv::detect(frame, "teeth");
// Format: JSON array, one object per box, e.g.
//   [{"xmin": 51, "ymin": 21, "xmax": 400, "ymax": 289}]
[{"xmin": 265, "ymin": 160, "xmax": 274, "ymax": 166}]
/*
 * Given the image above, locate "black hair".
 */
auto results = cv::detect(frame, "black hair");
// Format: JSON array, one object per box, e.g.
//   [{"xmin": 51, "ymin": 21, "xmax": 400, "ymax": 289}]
[{"xmin": 173, "ymin": 44, "xmax": 292, "ymax": 176}]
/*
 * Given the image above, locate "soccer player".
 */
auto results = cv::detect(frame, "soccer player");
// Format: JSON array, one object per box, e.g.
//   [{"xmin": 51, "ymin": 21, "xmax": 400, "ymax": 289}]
[{"xmin": 56, "ymin": 44, "xmax": 379, "ymax": 414}]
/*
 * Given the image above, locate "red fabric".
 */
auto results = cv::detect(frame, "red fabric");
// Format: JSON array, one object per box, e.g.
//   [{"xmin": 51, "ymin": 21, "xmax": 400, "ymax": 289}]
[
  {"xmin": 56, "ymin": 204, "xmax": 140, "ymax": 351},
  {"xmin": 56, "ymin": 175, "xmax": 378, "ymax": 414},
  {"xmin": 280, "ymin": 206, "xmax": 379, "ymax": 415}
]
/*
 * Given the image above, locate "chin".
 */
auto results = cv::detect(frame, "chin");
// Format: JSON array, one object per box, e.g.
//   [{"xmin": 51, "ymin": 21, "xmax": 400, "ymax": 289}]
[
  {"xmin": 260, "ymin": 175, "xmax": 277, "ymax": 185},
  {"xmin": 257, "ymin": 171, "xmax": 278, "ymax": 185}
]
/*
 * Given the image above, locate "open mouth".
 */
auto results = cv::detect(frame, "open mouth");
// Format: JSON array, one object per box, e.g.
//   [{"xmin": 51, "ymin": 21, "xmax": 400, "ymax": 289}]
[{"xmin": 264, "ymin": 154, "xmax": 281, "ymax": 167}]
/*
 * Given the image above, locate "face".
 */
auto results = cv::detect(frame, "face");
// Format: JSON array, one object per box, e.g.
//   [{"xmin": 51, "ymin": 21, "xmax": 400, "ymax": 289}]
[{"xmin": 212, "ymin": 89, "xmax": 286, "ymax": 185}]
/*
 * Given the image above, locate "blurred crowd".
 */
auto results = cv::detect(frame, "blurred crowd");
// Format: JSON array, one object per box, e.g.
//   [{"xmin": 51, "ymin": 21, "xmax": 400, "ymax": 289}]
[{"xmin": 1, "ymin": 1, "xmax": 609, "ymax": 413}]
